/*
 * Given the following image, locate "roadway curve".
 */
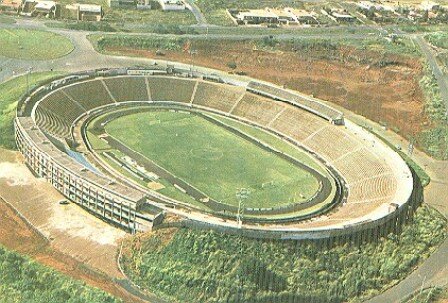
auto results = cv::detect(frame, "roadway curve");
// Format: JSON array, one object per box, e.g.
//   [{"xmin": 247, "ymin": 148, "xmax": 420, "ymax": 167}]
[
  {"xmin": 414, "ymin": 35, "xmax": 448, "ymax": 112},
  {"xmin": 184, "ymin": 0, "xmax": 208, "ymax": 25}
]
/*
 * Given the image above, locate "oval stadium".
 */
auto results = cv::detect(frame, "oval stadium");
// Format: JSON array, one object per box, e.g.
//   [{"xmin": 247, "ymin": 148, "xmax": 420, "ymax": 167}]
[{"xmin": 14, "ymin": 64, "xmax": 418, "ymax": 241}]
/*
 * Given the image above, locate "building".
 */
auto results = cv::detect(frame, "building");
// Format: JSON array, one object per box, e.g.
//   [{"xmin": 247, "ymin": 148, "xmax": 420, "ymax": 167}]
[
  {"xmin": 285, "ymin": 8, "xmax": 318, "ymax": 24},
  {"xmin": 15, "ymin": 117, "xmax": 157, "ymax": 233},
  {"xmin": 108, "ymin": 0, "xmax": 136, "ymax": 9},
  {"xmin": 235, "ymin": 9, "xmax": 279, "ymax": 24},
  {"xmin": 0, "ymin": 0, "xmax": 21, "ymax": 12},
  {"xmin": 78, "ymin": 4, "xmax": 102, "ymax": 21},
  {"xmin": 330, "ymin": 10, "xmax": 356, "ymax": 22},
  {"xmin": 137, "ymin": 0, "xmax": 151, "ymax": 10},
  {"xmin": 158, "ymin": 0, "xmax": 185, "ymax": 11},
  {"xmin": 269, "ymin": 8, "xmax": 294, "ymax": 24},
  {"xmin": 34, "ymin": 0, "xmax": 55, "ymax": 15},
  {"xmin": 19, "ymin": 0, "xmax": 56, "ymax": 17},
  {"xmin": 420, "ymin": 0, "xmax": 440, "ymax": 11},
  {"xmin": 64, "ymin": 3, "xmax": 102, "ymax": 20}
]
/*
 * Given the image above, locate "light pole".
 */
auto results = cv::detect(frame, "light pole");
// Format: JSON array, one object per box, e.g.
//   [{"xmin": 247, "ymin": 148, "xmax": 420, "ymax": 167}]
[
  {"xmin": 26, "ymin": 67, "xmax": 33, "ymax": 96},
  {"xmin": 235, "ymin": 187, "xmax": 250, "ymax": 303},
  {"xmin": 236, "ymin": 188, "xmax": 250, "ymax": 228}
]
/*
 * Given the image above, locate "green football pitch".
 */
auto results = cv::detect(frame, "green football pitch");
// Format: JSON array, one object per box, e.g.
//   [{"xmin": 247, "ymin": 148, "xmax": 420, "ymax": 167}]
[{"xmin": 105, "ymin": 110, "xmax": 322, "ymax": 209}]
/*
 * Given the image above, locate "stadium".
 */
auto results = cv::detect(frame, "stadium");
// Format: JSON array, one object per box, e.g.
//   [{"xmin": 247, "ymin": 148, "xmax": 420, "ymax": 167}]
[{"xmin": 14, "ymin": 63, "xmax": 419, "ymax": 241}]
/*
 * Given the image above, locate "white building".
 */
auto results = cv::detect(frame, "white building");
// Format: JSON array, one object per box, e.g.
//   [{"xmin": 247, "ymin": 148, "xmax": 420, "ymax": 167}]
[
  {"xmin": 158, "ymin": 0, "xmax": 185, "ymax": 11},
  {"xmin": 420, "ymin": 0, "xmax": 440, "ymax": 11},
  {"xmin": 235, "ymin": 9, "xmax": 279, "ymax": 24}
]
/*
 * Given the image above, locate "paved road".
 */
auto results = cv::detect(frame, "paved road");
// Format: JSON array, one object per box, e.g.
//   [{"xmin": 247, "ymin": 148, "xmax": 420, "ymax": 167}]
[
  {"xmin": 414, "ymin": 35, "xmax": 448, "ymax": 113},
  {"xmin": 184, "ymin": 0, "xmax": 208, "ymax": 25}
]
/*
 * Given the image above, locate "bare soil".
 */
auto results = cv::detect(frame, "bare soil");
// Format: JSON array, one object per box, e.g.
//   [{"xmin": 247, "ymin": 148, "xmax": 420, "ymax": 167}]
[
  {"xmin": 0, "ymin": 198, "xmax": 146, "ymax": 303},
  {"xmin": 0, "ymin": 148, "xmax": 146, "ymax": 303},
  {"xmin": 107, "ymin": 40, "xmax": 427, "ymax": 140}
]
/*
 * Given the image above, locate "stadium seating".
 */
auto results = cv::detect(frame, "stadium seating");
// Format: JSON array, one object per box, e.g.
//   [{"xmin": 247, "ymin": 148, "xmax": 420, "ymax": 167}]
[
  {"xmin": 147, "ymin": 77, "xmax": 196, "ymax": 103},
  {"xmin": 35, "ymin": 106, "xmax": 71, "ymax": 138},
  {"xmin": 329, "ymin": 198, "xmax": 390, "ymax": 219},
  {"xmin": 333, "ymin": 148, "xmax": 390, "ymax": 184},
  {"xmin": 39, "ymin": 91, "xmax": 86, "ymax": 126},
  {"xmin": 62, "ymin": 79, "xmax": 115, "ymax": 110},
  {"xmin": 349, "ymin": 175, "xmax": 397, "ymax": 202},
  {"xmin": 269, "ymin": 107, "xmax": 325, "ymax": 142},
  {"xmin": 247, "ymin": 81, "xmax": 344, "ymax": 122},
  {"xmin": 231, "ymin": 93, "xmax": 285, "ymax": 125},
  {"xmin": 192, "ymin": 82, "xmax": 246, "ymax": 113},
  {"xmin": 304, "ymin": 127, "xmax": 362, "ymax": 161},
  {"xmin": 102, "ymin": 77, "xmax": 149, "ymax": 102}
]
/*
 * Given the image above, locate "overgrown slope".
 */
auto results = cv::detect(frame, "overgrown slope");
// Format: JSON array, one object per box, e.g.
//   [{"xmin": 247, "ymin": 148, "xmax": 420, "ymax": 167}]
[{"xmin": 122, "ymin": 206, "xmax": 447, "ymax": 303}]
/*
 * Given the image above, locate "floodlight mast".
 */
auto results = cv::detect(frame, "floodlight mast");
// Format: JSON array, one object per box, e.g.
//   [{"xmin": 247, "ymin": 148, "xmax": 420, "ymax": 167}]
[{"xmin": 236, "ymin": 188, "xmax": 250, "ymax": 228}]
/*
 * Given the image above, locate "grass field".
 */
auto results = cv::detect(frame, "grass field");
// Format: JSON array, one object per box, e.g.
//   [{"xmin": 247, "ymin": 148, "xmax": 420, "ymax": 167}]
[
  {"xmin": 208, "ymin": 114, "xmax": 327, "ymax": 174},
  {"xmin": 0, "ymin": 72, "xmax": 63, "ymax": 150},
  {"xmin": 0, "ymin": 15, "xmax": 16, "ymax": 24},
  {"xmin": 0, "ymin": 29, "xmax": 74, "ymax": 60},
  {"xmin": 105, "ymin": 111, "xmax": 320, "ymax": 208}
]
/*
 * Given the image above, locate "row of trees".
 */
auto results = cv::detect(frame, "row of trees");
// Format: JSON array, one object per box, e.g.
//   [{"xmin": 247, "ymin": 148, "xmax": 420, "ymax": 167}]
[
  {"xmin": 122, "ymin": 206, "xmax": 447, "ymax": 303},
  {"xmin": 0, "ymin": 247, "xmax": 121, "ymax": 303},
  {"xmin": 96, "ymin": 35, "xmax": 186, "ymax": 52}
]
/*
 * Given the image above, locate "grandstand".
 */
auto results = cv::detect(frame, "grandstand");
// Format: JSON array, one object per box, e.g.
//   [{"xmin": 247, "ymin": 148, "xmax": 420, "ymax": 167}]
[
  {"xmin": 191, "ymin": 81, "xmax": 246, "ymax": 113},
  {"xmin": 34, "ymin": 106, "xmax": 72, "ymax": 139},
  {"xmin": 147, "ymin": 77, "xmax": 197, "ymax": 103},
  {"xmin": 231, "ymin": 93, "xmax": 286, "ymax": 125},
  {"xmin": 269, "ymin": 107, "xmax": 326, "ymax": 142},
  {"xmin": 62, "ymin": 79, "xmax": 115, "ymax": 109},
  {"xmin": 103, "ymin": 76, "xmax": 149, "ymax": 102},
  {"xmin": 247, "ymin": 81, "xmax": 344, "ymax": 124},
  {"xmin": 15, "ymin": 67, "xmax": 415, "ymax": 240}
]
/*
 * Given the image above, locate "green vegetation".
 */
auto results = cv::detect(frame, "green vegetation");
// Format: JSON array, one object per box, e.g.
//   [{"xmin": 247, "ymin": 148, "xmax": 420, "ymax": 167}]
[
  {"xmin": 105, "ymin": 111, "xmax": 320, "ymax": 208},
  {"xmin": 418, "ymin": 64, "xmax": 448, "ymax": 160},
  {"xmin": 0, "ymin": 29, "xmax": 73, "ymax": 60},
  {"xmin": 90, "ymin": 34, "xmax": 186, "ymax": 53},
  {"xmin": 426, "ymin": 32, "xmax": 448, "ymax": 49},
  {"xmin": 46, "ymin": 21, "xmax": 117, "ymax": 32},
  {"xmin": 406, "ymin": 287, "xmax": 448, "ymax": 303},
  {"xmin": 104, "ymin": 8, "xmax": 196, "ymax": 25},
  {"xmin": 0, "ymin": 15, "xmax": 16, "ymax": 24},
  {"xmin": 257, "ymin": 36, "xmax": 420, "ymax": 58},
  {"xmin": 0, "ymin": 245, "xmax": 121, "ymax": 303},
  {"xmin": 0, "ymin": 72, "xmax": 64, "ymax": 150},
  {"xmin": 122, "ymin": 205, "xmax": 447, "ymax": 303},
  {"xmin": 90, "ymin": 34, "xmax": 420, "ymax": 62}
]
